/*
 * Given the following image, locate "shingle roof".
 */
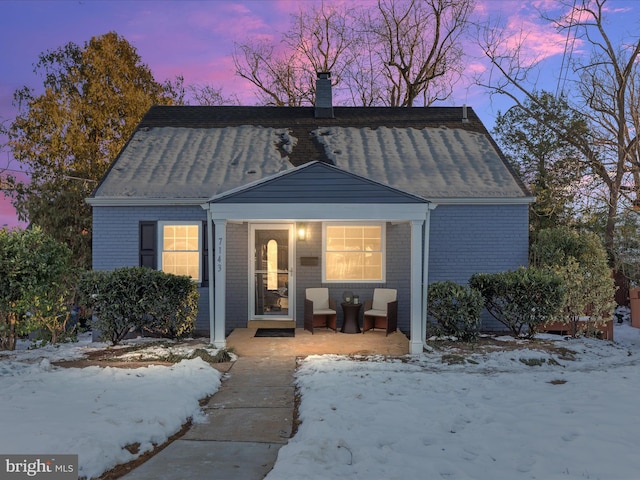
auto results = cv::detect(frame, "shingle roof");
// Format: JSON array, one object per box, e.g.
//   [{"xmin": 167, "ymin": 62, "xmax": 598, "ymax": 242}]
[{"xmin": 91, "ymin": 106, "xmax": 530, "ymax": 202}]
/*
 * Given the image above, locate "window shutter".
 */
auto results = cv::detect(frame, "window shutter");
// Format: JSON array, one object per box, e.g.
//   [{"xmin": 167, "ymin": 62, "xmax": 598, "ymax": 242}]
[
  {"xmin": 139, "ymin": 221, "xmax": 157, "ymax": 269},
  {"xmin": 201, "ymin": 221, "xmax": 209, "ymax": 286}
]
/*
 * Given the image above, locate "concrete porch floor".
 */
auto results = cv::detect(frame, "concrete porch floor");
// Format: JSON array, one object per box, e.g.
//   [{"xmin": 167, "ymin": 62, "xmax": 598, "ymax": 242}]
[{"xmin": 225, "ymin": 327, "xmax": 410, "ymax": 357}]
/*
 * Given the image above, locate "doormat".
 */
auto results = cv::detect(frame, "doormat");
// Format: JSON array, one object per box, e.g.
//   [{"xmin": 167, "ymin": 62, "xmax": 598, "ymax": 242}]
[{"xmin": 254, "ymin": 328, "xmax": 295, "ymax": 338}]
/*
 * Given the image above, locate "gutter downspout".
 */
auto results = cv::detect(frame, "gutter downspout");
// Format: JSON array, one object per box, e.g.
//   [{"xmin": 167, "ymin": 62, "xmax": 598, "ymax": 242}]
[{"xmin": 422, "ymin": 204, "xmax": 436, "ymax": 351}]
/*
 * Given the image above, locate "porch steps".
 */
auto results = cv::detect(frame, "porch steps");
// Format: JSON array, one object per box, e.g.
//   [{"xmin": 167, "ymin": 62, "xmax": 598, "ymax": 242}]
[{"xmin": 248, "ymin": 320, "xmax": 296, "ymax": 330}]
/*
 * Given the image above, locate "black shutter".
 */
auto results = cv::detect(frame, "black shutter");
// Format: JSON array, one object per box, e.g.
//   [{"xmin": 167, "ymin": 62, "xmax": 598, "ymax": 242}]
[
  {"xmin": 201, "ymin": 221, "xmax": 209, "ymax": 287},
  {"xmin": 139, "ymin": 221, "xmax": 157, "ymax": 269}
]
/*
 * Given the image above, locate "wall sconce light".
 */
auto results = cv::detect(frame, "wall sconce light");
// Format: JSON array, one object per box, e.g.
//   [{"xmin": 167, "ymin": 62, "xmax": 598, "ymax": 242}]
[{"xmin": 297, "ymin": 223, "xmax": 307, "ymax": 241}]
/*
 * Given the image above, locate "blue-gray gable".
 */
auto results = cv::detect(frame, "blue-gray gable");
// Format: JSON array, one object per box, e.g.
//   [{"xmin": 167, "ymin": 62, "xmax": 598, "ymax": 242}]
[{"xmin": 211, "ymin": 161, "xmax": 427, "ymax": 204}]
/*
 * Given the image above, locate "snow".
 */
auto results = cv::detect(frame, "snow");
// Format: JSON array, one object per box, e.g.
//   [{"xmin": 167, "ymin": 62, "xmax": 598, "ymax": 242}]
[
  {"xmin": 0, "ymin": 335, "xmax": 222, "ymax": 479},
  {"xmin": 2, "ymin": 321, "xmax": 640, "ymax": 479},
  {"xmin": 266, "ymin": 321, "xmax": 640, "ymax": 480},
  {"xmin": 93, "ymin": 123, "xmax": 528, "ymax": 203},
  {"xmin": 93, "ymin": 126, "xmax": 294, "ymax": 199},
  {"xmin": 313, "ymin": 126, "xmax": 526, "ymax": 198}
]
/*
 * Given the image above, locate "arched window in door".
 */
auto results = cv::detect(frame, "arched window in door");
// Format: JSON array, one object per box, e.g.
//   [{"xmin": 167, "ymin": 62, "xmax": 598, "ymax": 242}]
[{"xmin": 267, "ymin": 239, "xmax": 278, "ymax": 290}]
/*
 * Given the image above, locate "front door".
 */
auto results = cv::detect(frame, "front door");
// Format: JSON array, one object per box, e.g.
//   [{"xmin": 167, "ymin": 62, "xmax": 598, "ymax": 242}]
[{"xmin": 250, "ymin": 224, "xmax": 294, "ymax": 320}]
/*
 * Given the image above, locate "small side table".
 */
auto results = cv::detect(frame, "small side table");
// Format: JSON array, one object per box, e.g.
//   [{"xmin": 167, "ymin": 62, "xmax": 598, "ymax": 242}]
[{"xmin": 341, "ymin": 302, "xmax": 362, "ymax": 333}]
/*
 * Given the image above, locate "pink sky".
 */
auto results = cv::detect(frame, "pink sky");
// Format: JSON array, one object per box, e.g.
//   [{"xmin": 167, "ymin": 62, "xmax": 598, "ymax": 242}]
[{"xmin": 0, "ymin": 0, "xmax": 635, "ymax": 228}]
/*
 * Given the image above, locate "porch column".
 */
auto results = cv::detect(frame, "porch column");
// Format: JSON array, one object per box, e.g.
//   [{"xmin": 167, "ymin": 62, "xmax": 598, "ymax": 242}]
[
  {"xmin": 212, "ymin": 219, "xmax": 227, "ymax": 348},
  {"xmin": 410, "ymin": 219, "xmax": 425, "ymax": 354}
]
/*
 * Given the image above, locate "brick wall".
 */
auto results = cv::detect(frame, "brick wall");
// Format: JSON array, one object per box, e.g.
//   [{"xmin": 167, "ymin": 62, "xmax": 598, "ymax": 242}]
[
  {"xmin": 93, "ymin": 203, "xmax": 529, "ymax": 335},
  {"xmin": 294, "ymin": 222, "xmax": 411, "ymax": 332},
  {"xmin": 429, "ymin": 204, "xmax": 530, "ymax": 331},
  {"xmin": 92, "ymin": 205, "xmax": 211, "ymax": 331}
]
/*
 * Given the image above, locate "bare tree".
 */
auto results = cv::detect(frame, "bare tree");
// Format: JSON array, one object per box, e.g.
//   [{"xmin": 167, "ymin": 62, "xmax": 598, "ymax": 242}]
[
  {"xmin": 283, "ymin": 2, "xmax": 356, "ymax": 105},
  {"xmin": 342, "ymin": 16, "xmax": 387, "ymax": 107},
  {"xmin": 233, "ymin": 0, "xmax": 474, "ymax": 107},
  {"xmin": 370, "ymin": 0, "xmax": 473, "ymax": 106},
  {"xmin": 187, "ymin": 84, "xmax": 239, "ymax": 106},
  {"xmin": 476, "ymin": 0, "xmax": 640, "ymax": 260},
  {"xmin": 234, "ymin": 3, "xmax": 356, "ymax": 106},
  {"xmin": 233, "ymin": 39, "xmax": 308, "ymax": 106}
]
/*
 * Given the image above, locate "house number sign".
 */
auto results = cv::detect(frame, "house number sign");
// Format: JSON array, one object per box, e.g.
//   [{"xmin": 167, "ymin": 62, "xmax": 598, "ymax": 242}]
[{"xmin": 217, "ymin": 236, "xmax": 223, "ymax": 272}]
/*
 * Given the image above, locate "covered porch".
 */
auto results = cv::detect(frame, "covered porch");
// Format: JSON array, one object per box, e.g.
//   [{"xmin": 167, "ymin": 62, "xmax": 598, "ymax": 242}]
[
  {"xmin": 226, "ymin": 328, "xmax": 410, "ymax": 357},
  {"xmin": 203, "ymin": 161, "xmax": 436, "ymax": 354}
]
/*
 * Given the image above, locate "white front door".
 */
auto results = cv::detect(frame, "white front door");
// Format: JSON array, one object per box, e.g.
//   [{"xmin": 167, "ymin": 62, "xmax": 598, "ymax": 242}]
[{"xmin": 250, "ymin": 224, "xmax": 294, "ymax": 320}]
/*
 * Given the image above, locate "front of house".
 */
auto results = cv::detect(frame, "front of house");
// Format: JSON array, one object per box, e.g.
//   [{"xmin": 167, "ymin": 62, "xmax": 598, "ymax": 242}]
[{"xmin": 88, "ymin": 79, "xmax": 532, "ymax": 354}]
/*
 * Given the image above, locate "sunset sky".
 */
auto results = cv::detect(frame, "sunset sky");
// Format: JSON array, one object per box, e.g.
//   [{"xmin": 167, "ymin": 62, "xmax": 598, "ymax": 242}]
[{"xmin": 0, "ymin": 0, "xmax": 638, "ymax": 227}]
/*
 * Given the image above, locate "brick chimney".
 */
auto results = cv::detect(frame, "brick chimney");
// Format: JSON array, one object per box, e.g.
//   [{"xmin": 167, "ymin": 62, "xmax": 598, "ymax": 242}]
[{"xmin": 315, "ymin": 72, "xmax": 334, "ymax": 119}]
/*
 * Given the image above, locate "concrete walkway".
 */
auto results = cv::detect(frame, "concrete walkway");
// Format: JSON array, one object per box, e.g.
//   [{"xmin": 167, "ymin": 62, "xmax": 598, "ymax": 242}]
[
  {"xmin": 119, "ymin": 328, "xmax": 408, "ymax": 479},
  {"xmin": 121, "ymin": 356, "xmax": 297, "ymax": 480}
]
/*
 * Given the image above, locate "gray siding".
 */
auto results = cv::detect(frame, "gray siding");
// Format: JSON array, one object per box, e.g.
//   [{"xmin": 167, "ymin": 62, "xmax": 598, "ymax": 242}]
[
  {"xmin": 92, "ymin": 205, "xmax": 211, "ymax": 332},
  {"xmin": 294, "ymin": 222, "xmax": 411, "ymax": 334},
  {"xmin": 215, "ymin": 162, "xmax": 426, "ymax": 204},
  {"xmin": 93, "ymin": 202, "xmax": 529, "ymax": 336},
  {"xmin": 429, "ymin": 204, "xmax": 530, "ymax": 331}
]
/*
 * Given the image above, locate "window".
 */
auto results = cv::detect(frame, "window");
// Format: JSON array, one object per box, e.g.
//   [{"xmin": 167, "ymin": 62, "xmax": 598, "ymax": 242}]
[
  {"xmin": 324, "ymin": 223, "xmax": 385, "ymax": 282},
  {"xmin": 267, "ymin": 239, "xmax": 278, "ymax": 290},
  {"xmin": 159, "ymin": 222, "xmax": 201, "ymax": 281}
]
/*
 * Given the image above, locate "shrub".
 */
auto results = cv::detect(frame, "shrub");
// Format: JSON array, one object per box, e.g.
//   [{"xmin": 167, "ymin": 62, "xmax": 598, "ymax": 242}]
[
  {"xmin": 470, "ymin": 267, "xmax": 565, "ymax": 338},
  {"xmin": 427, "ymin": 281, "xmax": 483, "ymax": 341},
  {"xmin": 29, "ymin": 274, "xmax": 80, "ymax": 346},
  {"xmin": 143, "ymin": 269, "xmax": 199, "ymax": 339},
  {"xmin": 531, "ymin": 227, "xmax": 616, "ymax": 336},
  {"xmin": 78, "ymin": 268, "xmax": 148, "ymax": 345},
  {"xmin": 78, "ymin": 267, "xmax": 198, "ymax": 345},
  {"xmin": 0, "ymin": 227, "xmax": 76, "ymax": 350}
]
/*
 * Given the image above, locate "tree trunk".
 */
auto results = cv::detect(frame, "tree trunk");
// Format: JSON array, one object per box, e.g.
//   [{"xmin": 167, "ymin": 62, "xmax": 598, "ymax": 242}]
[{"xmin": 1, "ymin": 313, "xmax": 18, "ymax": 351}]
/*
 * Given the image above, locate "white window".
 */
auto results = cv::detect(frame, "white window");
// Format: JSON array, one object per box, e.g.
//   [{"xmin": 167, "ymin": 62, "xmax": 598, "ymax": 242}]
[
  {"xmin": 323, "ymin": 223, "xmax": 385, "ymax": 282},
  {"xmin": 159, "ymin": 222, "xmax": 201, "ymax": 282}
]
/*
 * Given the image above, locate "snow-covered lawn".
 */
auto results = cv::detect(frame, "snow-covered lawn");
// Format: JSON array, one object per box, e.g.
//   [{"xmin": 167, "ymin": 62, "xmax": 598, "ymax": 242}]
[
  {"xmin": 0, "ymin": 337, "xmax": 223, "ymax": 479},
  {"xmin": 2, "ymin": 319, "xmax": 640, "ymax": 480},
  {"xmin": 267, "ymin": 324, "xmax": 640, "ymax": 480}
]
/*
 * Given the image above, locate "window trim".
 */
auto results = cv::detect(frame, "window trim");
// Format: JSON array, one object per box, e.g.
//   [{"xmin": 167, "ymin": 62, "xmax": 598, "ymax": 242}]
[
  {"xmin": 322, "ymin": 221, "xmax": 386, "ymax": 283},
  {"xmin": 158, "ymin": 221, "xmax": 202, "ymax": 283}
]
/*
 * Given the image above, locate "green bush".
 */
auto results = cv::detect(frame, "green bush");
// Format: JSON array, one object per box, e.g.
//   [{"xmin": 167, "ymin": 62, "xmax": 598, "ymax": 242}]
[
  {"xmin": 79, "ymin": 267, "xmax": 199, "ymax": 345},
  {"xmin": 531, "ymin": 227, "xmax": 616, "ymax": 336},
  {"xmin": 143, "ymin": 269, "xmax": 199, "ymax": 339},
  {"xmin": 78, "ymin": 268, "xmax": 147, "ymax": 345},
  {"xmin": 427, "ymin": 281, "xmax": 483, "ymax": 341},
  {"xmin": 0, "ymin": 227, "xmax": 76, "ymax": 350},
  {"xmin": 470, "ymin": 267, "xmax": 565, "ymax": 338}
]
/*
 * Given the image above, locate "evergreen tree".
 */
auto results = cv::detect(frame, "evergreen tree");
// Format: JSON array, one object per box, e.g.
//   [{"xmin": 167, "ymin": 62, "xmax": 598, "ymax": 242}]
[{"xmin": 492, "ymin": 92, "xmax": 588, "ymax": 239}]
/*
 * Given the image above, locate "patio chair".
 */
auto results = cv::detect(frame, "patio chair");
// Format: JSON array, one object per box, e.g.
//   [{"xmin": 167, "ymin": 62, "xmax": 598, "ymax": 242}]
[
  {"xmin": 362, "ymin": 288, "xmax": 398, "ymax": 336},
  {"xmin": 304, "ymin": 288, "xmax": 337, "ymax": 334}
]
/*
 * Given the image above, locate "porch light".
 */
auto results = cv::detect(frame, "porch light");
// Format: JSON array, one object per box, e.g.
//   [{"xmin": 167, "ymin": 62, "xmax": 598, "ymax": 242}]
[{"xmin": 297, "ymin": 223, "xmax": 307, "ymax": 241}]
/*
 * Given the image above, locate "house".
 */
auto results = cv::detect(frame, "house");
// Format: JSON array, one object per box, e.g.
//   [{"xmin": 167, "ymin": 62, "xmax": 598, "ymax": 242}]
[{"xmin": 87, "ymin": 74, "xmax": 533, "ymax": 354}]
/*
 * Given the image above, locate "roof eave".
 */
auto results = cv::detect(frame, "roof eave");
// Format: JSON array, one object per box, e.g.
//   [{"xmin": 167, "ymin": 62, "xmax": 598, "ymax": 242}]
[
  {"xmin": 85, "ymin": 197, "xmax": 209, "ymax": 207},
  {"xmin": 426, "ymin": 197, "xmax": 535, "ymax": 205}
]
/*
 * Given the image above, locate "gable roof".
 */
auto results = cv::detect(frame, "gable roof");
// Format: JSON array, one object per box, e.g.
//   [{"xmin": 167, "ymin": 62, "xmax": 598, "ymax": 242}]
[
  {"xmin": 211, "ymin": 160, "xmax": 428, "ymax": 204},
  {"xmin": 89, "ymin": 106, "xmax": 530, "ymax": 204}
]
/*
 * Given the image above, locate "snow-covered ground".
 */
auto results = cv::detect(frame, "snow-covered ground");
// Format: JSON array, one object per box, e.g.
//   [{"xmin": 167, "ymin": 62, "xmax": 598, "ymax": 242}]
[
  {"xmin": 0, "ymin": 336, "xmax": 223, "ymax": 479},
  {"xmin": 2, "ymin": 318, "xmax": 640, "ymax": 480},
  {"xmin": 267, "ymin": 322, "xmax": 640, "ymax": 480}
]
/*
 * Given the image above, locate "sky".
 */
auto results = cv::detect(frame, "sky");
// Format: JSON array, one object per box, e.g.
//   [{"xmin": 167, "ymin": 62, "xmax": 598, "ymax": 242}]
[
  {"xmin": 0, "ymin": 0, "xmax": 638, "ymax": 228},
  {"xmin": 1, "ymin": 316, "xmax": 640, "ymax": 479}
]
